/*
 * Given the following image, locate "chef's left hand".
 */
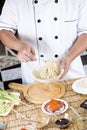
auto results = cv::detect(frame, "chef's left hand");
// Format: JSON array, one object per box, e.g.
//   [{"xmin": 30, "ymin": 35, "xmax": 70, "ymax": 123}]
[{"xmin": 59, "ymin": 56, "xmax": 71, "ymax": 79}]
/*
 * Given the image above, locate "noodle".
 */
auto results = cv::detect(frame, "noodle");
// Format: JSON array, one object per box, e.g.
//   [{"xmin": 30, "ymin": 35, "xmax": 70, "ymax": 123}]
[{"xmin": 38, "ymin": 59, "xmax": 61, "ymax": 79}]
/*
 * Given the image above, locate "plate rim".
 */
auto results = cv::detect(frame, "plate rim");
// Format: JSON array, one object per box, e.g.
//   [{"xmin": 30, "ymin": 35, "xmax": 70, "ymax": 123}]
[
  {"xmin": 72, "ymin": 77, "xmax": 87, "ymax": 94},
  {"xmin": 0, "ymin": 103, "xmax": 14, "ymax": 116},
  {"xmin": 41, "ymin": 98, "xmax": 68, "ymax": 115},
  {"xmin": 0, "ymin": 91, "xmax": 20, "ymax": 116}
]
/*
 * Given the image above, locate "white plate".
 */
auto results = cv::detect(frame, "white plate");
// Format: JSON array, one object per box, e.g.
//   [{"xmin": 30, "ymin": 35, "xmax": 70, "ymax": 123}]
[
  {"xmin": 41, "ymin": 99, "xmax": 68, "ymax": 115},
  {"xmin": 0, "ymin": 103, "xmax": 14, "ymax": 116},
  {"xmin": 11, "ymin": 92, "xmax": 20, "ymax": 98},
  {"xmin": 72, "ymin": 78, "xmax": 87, "ymax": 94},
  {"xmin": 0, "ymin": 92, "xmax": 20, "ymax": 116}
]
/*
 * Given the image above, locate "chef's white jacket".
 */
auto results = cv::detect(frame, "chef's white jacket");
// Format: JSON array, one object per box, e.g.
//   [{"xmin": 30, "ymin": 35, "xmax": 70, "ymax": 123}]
[{"xmin": 0, "ymin": 0, "xmax": 87, "ymax": 84}]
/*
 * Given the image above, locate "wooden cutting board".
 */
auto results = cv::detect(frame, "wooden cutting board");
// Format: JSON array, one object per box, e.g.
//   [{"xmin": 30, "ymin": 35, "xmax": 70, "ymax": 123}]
[{"xmin": 9, "ymin": 82, "xmax": 65, "ymax": 104}]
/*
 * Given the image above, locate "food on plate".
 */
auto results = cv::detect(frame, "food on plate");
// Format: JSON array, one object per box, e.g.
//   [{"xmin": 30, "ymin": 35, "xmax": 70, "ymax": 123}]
[
  {"xmin": 20, "ymin": 128, "xmax": 27, "ymax": 130},
  {"xmin": 0, "ymin": 100, "xmax": 14, "ymax": 116},
  {"xmin": 41, "ymin": 99, "xmax": 68, "ymax": 115},
  {"xmin": 47, "ymin": 99, "xmax": 64, "ymax": 112},
  {"xmin": 0, "ymin": 88, "xmax": 20, "ymax": 116},
  {"xmin": 0, "ymin": 88, "xmax": 20, "ymax": 105},
  {"xmin": 37, "ymin": 58, "xmax": 61, "ymax": 79}
]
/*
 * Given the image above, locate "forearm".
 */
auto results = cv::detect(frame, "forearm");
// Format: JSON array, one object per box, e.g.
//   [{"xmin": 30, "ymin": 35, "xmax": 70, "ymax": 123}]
[
  {"xmin": 0, "ymin": 29, "xmax": 23, "ymax": 51},
  {"xmin": 59, "ymin": 34, "xmax": 87, "ymax": 79},
  {"xmin": 67, "ymin": 33, "xmax": 87, "ymax": 62}
]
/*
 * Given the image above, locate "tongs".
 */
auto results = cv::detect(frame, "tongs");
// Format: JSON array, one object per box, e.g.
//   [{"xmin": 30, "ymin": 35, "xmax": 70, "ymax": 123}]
[
  {"xmin": 11, "ymin": 108, "xmax": 41, "ymax": 123},
  {"xmin": 70, "ymin": 106, "xmax": 87, "ymax": 122}
]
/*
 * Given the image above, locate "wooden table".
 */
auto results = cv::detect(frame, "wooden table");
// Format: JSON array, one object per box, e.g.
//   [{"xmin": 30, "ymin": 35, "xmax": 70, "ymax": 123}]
[{"xmin": 0, "ymin": 79, "xmax": 87, "ymax": 130}]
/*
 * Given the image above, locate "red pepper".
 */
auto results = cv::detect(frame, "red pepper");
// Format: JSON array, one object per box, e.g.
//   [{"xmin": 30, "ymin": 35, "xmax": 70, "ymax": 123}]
[{"xmin": 20, "ymin": 128, "xmax": 27, "ymax": 130}]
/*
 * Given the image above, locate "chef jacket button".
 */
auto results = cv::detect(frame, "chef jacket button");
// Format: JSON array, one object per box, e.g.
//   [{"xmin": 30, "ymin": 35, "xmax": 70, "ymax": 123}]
[
  {"xmin": 54, "ymin": 17, "xmax": 58, "ymax": 21},
  {"xmin": 55, "ymin": 54, "xmax": 59, "ymax": 58},
  {"xmin": 55, "ymin": 0, "xmax": 58, "ymax": 3},
  {"xmin": 37, "ymin": 19, "xmax": 41, "ymax": 23},
  {"xmin": 34, "ymin": 0, "xmax": 38, "ymax": 4},
  {"xmin": 40, "ymin": 54, "xmax": 44, "ymax": 57},
  {"xmin": 54, "ymin": 35, "xmax": 58, "ymax": 39},
  {"xmin": 38, "ymin": 37, "xmax": 43, "ymax": 40}
]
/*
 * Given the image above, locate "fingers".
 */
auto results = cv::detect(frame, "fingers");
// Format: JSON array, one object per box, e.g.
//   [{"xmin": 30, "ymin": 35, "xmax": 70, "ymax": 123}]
[
  {"xmin": 59, "ymin": 68, "xmax": 68, "ymax": 79},
  {"xmin": 59, "ymin": 57, "xmax": 71, "ymax": 79},
  {"xmin": 18, "ymin": 54, "xmax": 33, "ymax": 62},
  {"xmin": 17, "ymin": 45, "xmax": 36, "ymax": 62},
  {"xmin": 25, "ymin": 48, "xmax": 36, "ymax": 61}
]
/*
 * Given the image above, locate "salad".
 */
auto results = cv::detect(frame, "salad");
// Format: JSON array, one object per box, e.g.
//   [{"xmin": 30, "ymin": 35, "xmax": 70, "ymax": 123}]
[{"xmin": 0, "ymin": 88, "xmax": 20, "ymax": 116}]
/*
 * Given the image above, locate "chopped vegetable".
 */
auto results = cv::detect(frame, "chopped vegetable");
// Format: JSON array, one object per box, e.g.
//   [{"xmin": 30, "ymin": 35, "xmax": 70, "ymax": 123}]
[
  {"xmin": 0, "ymin": 102, "xmax": 10, "ymax": 114},
  {"xmin": 0, "ymin": 88, "xmax": 20, "ymax": 105}
]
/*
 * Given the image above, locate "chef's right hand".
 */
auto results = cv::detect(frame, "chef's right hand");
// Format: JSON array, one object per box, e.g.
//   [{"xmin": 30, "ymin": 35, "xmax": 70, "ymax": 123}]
[{"xmin": 17, "ymin": 42, "xmax": 36, "ymax": 62}]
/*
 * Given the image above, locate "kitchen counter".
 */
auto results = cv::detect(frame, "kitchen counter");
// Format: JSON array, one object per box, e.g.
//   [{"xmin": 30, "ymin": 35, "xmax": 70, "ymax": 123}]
[{"xmin": 0, "ymin": 79, "xmax": 87, "ymax": 130}]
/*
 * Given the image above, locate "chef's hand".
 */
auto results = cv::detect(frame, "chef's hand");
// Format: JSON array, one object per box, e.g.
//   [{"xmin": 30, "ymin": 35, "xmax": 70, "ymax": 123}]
[
  {"xmin": 59, "ymin": 56, "xmax": 71, "ymax": 79},
  {"xmin": 17, "ymin": 43, "xmax": 36, "ymax": 62}
]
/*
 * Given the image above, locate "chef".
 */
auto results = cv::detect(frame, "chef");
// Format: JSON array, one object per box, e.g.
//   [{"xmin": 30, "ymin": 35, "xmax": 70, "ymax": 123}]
[{"xmin": 0, "ymin": 0, "xmax": 87, "ymax": 84}]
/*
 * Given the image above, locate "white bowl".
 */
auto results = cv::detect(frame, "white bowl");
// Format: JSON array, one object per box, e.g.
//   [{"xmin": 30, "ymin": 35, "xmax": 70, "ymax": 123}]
[
  {"xmin": 32, "ymin": 114, "xmax": 50, "ymax": 128},
  {"xmin": 32, "ymin": 63, "xmax": 64, "ymax": 83},
  {"xmin": 41, "ymin": 98, "xmax": 68, "ymax": 115}
]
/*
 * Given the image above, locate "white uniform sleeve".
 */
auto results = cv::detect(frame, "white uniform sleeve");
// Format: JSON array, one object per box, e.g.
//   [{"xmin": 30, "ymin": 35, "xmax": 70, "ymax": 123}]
[
  {"xmin": 0, "ymin": 0, "xmax": 18, "ymax": 34},
  {"xmin": 78, "ymin": 0, "xmax": 87, "ymax": 36}
]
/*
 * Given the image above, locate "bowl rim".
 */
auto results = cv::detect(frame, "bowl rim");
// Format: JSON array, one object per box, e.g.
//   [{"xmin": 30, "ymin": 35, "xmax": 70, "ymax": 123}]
[
  {"xmin": 32, "ymin": 114, "xmax": 50, "ymax": 128},
  {"xmin": 32, "ymin": 65, "xmax": 64, "ymax": 83}
]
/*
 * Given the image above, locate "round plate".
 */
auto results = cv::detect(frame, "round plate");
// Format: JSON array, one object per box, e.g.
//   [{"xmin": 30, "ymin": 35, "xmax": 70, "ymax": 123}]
[
  {"xmin": 0, "ymin": 103, "xmax": 14, "ymax": 116},
  {"xmin": 0, "ymin": 92, "xmax": 20, "ymax": 116},
  {"xmin": 72, "ymin": 78, "xmax": 87, "ymax": 94},
  {"xmin": 41, "ymin": 98, "xmax": 68, "ymax": 115}
]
